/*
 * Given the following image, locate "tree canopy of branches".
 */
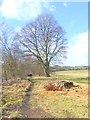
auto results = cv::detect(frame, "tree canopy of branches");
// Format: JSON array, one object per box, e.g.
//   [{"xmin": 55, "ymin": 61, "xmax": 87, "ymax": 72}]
[
  {"xmin": 0, "ymin": 24, "xmax": 19, "ymax": 80},
  {"xmin": 15, "ymin": 14, "xmax": 67, "ymax": 77},
  {"xmin": 0, "ymin": 24, "xmax": 45, "ymax": 81}
]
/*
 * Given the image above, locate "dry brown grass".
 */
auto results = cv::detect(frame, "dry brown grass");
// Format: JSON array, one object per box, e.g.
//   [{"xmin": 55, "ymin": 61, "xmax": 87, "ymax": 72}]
[{"xmin": 1, "ymin": 80, "xmax": 31, "ymax": 118}]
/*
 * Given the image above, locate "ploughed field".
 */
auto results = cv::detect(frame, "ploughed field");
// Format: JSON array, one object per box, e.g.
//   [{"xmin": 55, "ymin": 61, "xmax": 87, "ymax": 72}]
[{"xmin": 1, "ymin": 70, "xmax": 89, "ymax": 118}]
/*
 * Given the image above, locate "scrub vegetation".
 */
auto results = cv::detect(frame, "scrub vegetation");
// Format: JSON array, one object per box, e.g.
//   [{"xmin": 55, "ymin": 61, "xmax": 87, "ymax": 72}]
[{"xmin": 1, "ymin": 69, "xmax": 88, "ymax": 118}]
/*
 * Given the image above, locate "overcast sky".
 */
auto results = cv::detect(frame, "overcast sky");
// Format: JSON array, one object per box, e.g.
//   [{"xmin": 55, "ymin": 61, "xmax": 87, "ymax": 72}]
[{"xmin": 0, "ymin": 0, "xmax": 88, "ymax": 66}]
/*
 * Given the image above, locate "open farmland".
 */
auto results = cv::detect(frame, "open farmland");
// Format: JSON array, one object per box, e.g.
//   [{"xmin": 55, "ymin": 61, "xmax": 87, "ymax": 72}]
[
  {"xmin": 51, "ymin": 70, "xmax": 88, "ymax": 84},
  {"xmin": 1, "ymin": 69, "xmax": 89, "ymax": 118}
]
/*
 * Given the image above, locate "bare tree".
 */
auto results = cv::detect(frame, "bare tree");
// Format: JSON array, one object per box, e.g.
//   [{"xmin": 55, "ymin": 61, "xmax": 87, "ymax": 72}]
[
  {"xmin": 15, "ymin": 14, "xmax": 67, "ymax": 77},
  {"xmin": 0, "ymin": 23, "xmax": 44, "ymax": 80},
  {"xmin": 0, "ymin": 24, "xmax": 19, "ymax": 80}
]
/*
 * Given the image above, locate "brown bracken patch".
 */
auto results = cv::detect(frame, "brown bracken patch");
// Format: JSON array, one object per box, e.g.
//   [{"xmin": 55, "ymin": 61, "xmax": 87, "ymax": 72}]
[{"xmin": 43, "ymin": 85, "xmax": 88, "ymax": 97}]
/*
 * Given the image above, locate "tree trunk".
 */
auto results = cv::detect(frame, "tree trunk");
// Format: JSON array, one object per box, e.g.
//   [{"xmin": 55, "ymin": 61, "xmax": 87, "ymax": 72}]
[
  {"xmin": 44, "ymin": 63, "xmax": 50, "ymax": 77},
  {"xmin": 3, "ymin": 61, "xmax": 8, "ymax": 81},
  {"xmin": 4, "ymin": 68, "xmax": 7, "ymax": 81},
  {"xmin": 45, "ymin": 70, "xmax": 50, "ymax": 77}
]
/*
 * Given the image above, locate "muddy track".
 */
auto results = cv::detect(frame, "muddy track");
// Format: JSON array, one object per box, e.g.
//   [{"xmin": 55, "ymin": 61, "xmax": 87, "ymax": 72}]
[{"xmin": 19, "ymin": 82, "xmax": 50, "ymax": 118}]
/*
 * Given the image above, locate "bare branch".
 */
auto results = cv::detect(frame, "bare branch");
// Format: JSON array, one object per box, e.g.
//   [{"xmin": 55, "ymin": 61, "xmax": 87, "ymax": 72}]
[{"xmin": 14, "ymin": 14, "xmax": 67, "ymax": 77}]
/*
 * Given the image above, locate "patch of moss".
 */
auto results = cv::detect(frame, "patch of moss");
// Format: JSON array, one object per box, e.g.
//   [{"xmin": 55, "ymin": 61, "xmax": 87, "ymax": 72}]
[
  {"xmin": 9, "ymin": 111, "xmax": 20, "ymax": 118},
  {"xmin": 2, "ymin": 80, "xmax": 31, "ymax": 117}
]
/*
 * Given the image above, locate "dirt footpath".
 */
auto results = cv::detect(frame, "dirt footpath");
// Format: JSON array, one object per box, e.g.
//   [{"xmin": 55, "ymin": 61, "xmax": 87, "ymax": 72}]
[{"xmin": 19, "ymin": 82, "xmax": 50, "ymax": 118}]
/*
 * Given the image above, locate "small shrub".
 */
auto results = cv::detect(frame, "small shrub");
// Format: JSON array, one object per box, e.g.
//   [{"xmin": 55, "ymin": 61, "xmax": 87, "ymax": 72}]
[
  {"xmin": 44, "ymin": 82, "xmax": 56, "ymax": 91},
  {"xmin": 44, "ymin": 82, "xmax": 65, "ymax": 91}
]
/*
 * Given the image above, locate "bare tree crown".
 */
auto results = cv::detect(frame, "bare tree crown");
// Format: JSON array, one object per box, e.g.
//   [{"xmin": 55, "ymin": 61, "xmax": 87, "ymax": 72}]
[{"xmin": 15, "ymin": 14, "xmax": 67, "ymax": 77}]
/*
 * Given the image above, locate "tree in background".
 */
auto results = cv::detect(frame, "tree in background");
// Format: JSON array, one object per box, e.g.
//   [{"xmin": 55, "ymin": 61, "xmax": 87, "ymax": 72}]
[
  {"xmin": 0, "ymin": 23, "xmax": 45, "ymax": 81},
  {"xmin": 15, "ymin": 14, "xmax": 67, "ymax": 77},
  {"xmin": 0, "ymin": 24, "xmax": 19, "ymax": 81}
]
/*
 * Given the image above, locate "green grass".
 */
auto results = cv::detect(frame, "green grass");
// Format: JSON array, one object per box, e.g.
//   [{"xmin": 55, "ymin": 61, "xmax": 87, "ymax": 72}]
[
  {"xmin": 33, "ymin": 70, "xmax": 88, "ymax": 83},
  {"xmin": 51, "ymin": 69, "xmax": 88, "ymax": 84},
  {"xmin": 30, "ymin": 69, "xmax": 88, "ymax": 118},
  {"xmin": 9, "ymin": 111, "xmax": 21, "ymax": 118},
  {"xmin": 29, "ymin": 79, "xmax": 88, "ymax": 118}
]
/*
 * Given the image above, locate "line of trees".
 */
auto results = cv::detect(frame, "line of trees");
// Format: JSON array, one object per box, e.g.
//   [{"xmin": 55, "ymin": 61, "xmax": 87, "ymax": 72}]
[{"xmin": 0, "ymin": 14, "xmax": 67, "ymax": 81}]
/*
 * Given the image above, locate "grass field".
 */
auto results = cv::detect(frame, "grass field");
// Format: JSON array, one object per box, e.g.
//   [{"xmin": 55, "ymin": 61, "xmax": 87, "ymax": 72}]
[
  {"xmin": 31, "ymin": 69, "xmax": 88, "ymax": 118},
  {"xmin": 1, "ymin": 69, "xmax": 89, "ymax": 118},
  {"xmin": 33, "ymin": 69, "xmax": 88, "ymax": 85},
  {"xmin": 51, "ymin": 70, "xmax": 88, "ymax": 84}
]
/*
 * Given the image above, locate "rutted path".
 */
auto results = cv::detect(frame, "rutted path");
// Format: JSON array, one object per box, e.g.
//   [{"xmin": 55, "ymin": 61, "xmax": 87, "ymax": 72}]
[{"xmin": 19, "ymin": 81, "xmax": 50, "ymax": 118}]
